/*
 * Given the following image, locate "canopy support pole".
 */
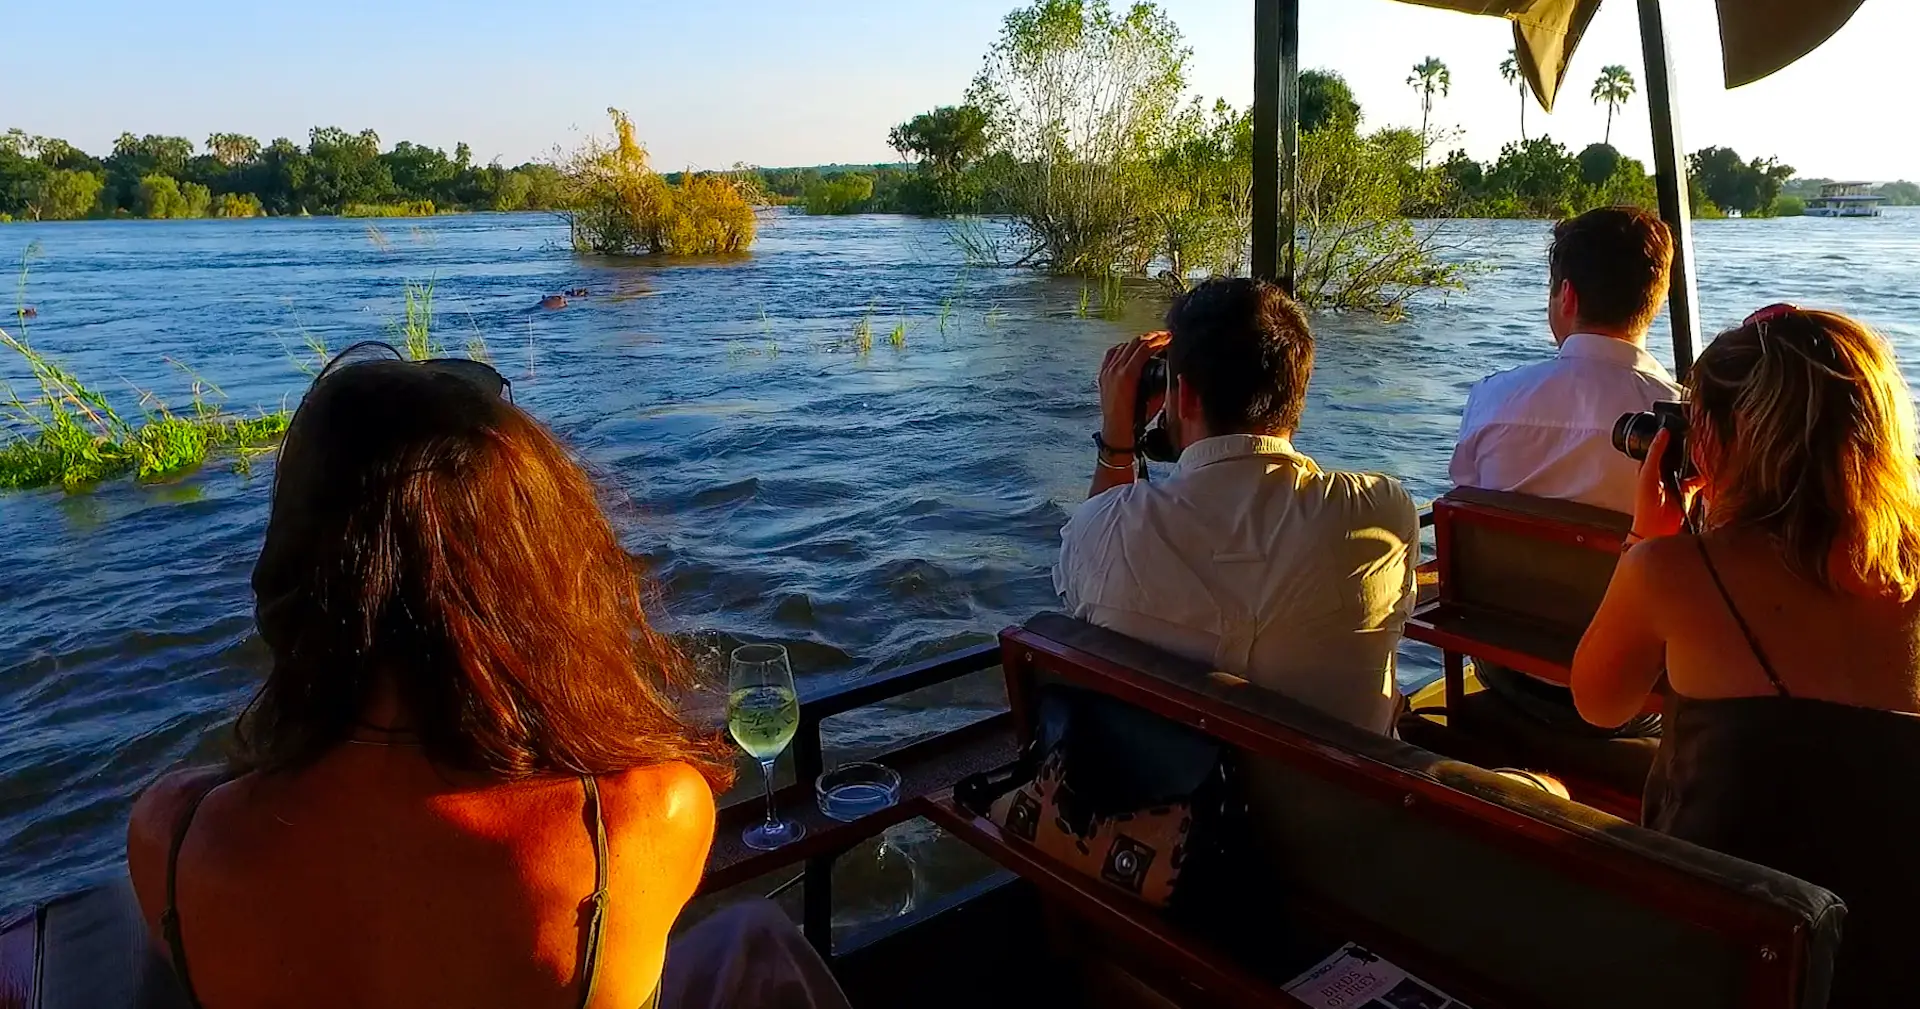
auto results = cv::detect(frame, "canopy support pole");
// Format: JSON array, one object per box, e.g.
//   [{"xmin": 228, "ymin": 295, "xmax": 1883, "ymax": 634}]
[
  {"xmin": 1636, "ymin": 0, "xmax": 1701, "ymax": 375},
  {"xmin": 1251, "ymin": 0, "xmax": 1299, "ymax": 293}
]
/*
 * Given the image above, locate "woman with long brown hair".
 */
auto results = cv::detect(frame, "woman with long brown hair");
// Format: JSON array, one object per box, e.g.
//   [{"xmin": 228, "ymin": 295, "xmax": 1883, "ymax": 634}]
[
  {"xmin": 125, "ymin": 344, "xmax": 754, "ymax": 1008},
  {"xmin": 1573, "ymin": 307, "xmax": 1920, "ymax": 1005}
]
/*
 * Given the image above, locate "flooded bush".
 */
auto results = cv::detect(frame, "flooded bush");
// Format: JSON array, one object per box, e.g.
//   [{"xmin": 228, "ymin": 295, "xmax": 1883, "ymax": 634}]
[
  {"xmin": 211, "ymin": 192, "xmax": 265, "ymax": 218},
  {"xmin": 560, "ymin": 109, "xmax": 756, "ymax": 256}
]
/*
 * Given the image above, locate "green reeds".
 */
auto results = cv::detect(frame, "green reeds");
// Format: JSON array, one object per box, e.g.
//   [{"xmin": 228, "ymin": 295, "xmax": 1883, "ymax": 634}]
[
  {"xmin": 342, "ymin": 200, "xmax": 437, "ymax": 218},
  {"xmin": 0, "ymin": 327, "xmax": 290, "ymax": 491},
  {"xmin": 888, "ymin": 319, "xmax": 907, "ymax": 349},
  {"xmin": 388, "ymin": 279, "xmax": 438, "ymax": 359},
  {"xmin": 853, "ymin": 302, "xmax": 875, "ymax": 355}
]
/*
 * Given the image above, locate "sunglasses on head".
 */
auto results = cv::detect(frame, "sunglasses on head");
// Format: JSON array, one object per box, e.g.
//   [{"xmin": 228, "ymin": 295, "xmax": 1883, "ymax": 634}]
[{"xmin": 315, "ymin": 340, "xmax": 512, "ymax": 403}]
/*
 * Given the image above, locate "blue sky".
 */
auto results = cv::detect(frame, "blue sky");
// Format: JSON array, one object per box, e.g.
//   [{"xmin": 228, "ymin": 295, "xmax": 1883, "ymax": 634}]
[{"xmin": 7, "ymin": 0, "xmax": 1915, "ymax": 179}]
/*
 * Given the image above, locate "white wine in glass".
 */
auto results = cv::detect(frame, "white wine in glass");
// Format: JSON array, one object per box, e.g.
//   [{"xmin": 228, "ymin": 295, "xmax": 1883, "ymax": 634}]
[{"xmin": 728, "ymin": 643, "xmax": 806, "ymax": 850}]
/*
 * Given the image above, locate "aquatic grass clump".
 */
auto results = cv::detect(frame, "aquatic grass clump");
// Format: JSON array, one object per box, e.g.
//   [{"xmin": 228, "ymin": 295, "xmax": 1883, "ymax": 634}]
[
  {"xmin": 0, "ymin": 326, "xmax": 291, "ymax": 492},
  {"xmin": 853, "ymin": 302, "xmax": 875, "ymax": 355},
  {"xmin": 342, "ymin": 200, "xmax": 437, "ymax": 218},
  {"xmin": 387, "ymin": 279, "xmax": 438, "ymax": 359}
]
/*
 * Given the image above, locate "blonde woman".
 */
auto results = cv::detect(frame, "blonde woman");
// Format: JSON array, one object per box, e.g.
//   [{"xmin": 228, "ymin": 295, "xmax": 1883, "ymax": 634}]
[{"xmin": 1572, "ymin": 306, "xmax": 1920, "ymax": 1007}]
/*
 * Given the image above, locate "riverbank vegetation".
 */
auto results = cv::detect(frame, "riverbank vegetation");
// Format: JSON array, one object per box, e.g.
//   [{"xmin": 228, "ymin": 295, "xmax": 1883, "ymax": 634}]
[
  {"xmin": 0, "ymin": 127, "xmax": 563, "ymax": 221},
  {"xmin": 558, "ymin": 109, "xmax": 757, "ymax": 256}
]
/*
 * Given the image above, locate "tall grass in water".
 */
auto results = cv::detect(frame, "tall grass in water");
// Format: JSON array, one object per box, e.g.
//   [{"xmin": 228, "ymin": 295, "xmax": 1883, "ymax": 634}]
[
  {"xmin": 387, "ymin": 280, "xmax": 438, "ymax": 359},
  {"xmin": 853, "ymin": 302, "xmax": 875, "ymax": 355},
  {"xmin": 0, "ymin": 325, "xmax": 290, "ymax": 491}
]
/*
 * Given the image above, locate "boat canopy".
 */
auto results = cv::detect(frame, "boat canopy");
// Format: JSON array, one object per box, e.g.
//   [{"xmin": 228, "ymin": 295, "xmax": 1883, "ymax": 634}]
[{"xmin": 1398, "ymin": 0, "xmax": 1867, "ymax": 110}]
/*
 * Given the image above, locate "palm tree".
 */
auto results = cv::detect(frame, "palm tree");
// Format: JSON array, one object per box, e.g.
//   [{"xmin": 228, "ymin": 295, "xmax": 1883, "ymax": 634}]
[
  {"xmin": 1499, "ymin": 49, "xmax": 1527, "ymax": 141},
  {"xmin": 1407, "ymin": 57, "xmax": 1450, "ymax": 167},
  {"xmin": 1591, "ymin": 65, "xmax": 1636, "ymax": 146}
]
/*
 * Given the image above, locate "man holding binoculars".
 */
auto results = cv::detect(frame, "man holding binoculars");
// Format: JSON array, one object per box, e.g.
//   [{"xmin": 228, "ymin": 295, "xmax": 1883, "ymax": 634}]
[{"xmin": 1052, "ymin": 277, "xmax": 1418, "ymax": 735}]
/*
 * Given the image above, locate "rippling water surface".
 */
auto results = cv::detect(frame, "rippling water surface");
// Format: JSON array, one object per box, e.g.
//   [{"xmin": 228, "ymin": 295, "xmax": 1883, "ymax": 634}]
[{"xmin": 3, "ymin": 210, "xmax": 1918, "ymax": 910}]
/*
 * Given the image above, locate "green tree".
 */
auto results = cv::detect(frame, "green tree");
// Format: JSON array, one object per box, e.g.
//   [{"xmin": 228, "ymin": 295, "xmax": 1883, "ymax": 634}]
[
  {"xmin": 967, "ymin": 0, "xmax": 1190, "ymax": 275},
  {"xmin": 300, "ymin": 127, "xmax": 394, "ymax": 213},
  {"xmin": 1591, "ymin": 65, "xmax": 1635, "ymax": 146},
  {"xmin": 1406, "ymin": 56, "xmax": 1450, "ymax": 165},
  {"xmin": 136, "ymin": 174, "xmax": 190, "ymax": 218},
  {"xmin": 1147, "ymin": 98, "xmax": 1252, "ymax": 280},
  {"xmin": 105, "ymin": 134, "xmax": 195, "ymax": 211},
  {"xmin": 381, "ymin": 141, "xmax": 458, "ymax": 205},
  {"xmin": 253, "ymin": 138, "xmax": 309, "ymax": 215},
  {"xmin": 889, "ymin": 105, "xmax": 991, "ymax": 215},
  {"xmin": 1483, "ymin": 137, "xmax": 1582, "ymax": 218},
  {"xmin": 1498, "ymin": 49, "xmax": 1527, "ymax": 141},
  {"xmin": 1687, "ymin": 146, "xmax": 1793, "ymax": 216},
  {"xmin": 0, "ymin": 137, "xmax": 49, "ymax": 218},
  {"xmin": 1294, "ymin": 126, "xmax": 1464, "ymax": 315},
  {"xmin": 1299, "ymin": 69, "xmax": 1360, "ymax": 134},
  {"xmin": 1577, "ymin": 143, "xmax": 1620, "ymax": 188},
  {"xmin": 803, "ymin": 173, "xmax": 875, "ymax": 215},
  {"xmin": 889, "ymin": 105, "xmax": 989, "ymax": 178},
  {"xmin": 205, "ymin": 133, "xmax": 261, "ymax": 167},
  {"xmin": 23, "ymin": 169, "xmax": 104, "ymax": 220}
]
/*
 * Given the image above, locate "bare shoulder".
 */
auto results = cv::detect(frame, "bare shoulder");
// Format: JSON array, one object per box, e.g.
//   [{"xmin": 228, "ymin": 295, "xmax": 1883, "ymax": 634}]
[
  {"xmin": 128, "ymin": 766, "xmax": 229, "ymax": 859},
  {"xmin": 1623, "ymin": 534, "xmax": 1698, "ymax": 582},
  {"xmin": 126, "ymin": 765, "xmax": 230, "ymax": 931},
  {"xmin": 598, "ymin": 761, "xmax": 717, "ymax": 838}
]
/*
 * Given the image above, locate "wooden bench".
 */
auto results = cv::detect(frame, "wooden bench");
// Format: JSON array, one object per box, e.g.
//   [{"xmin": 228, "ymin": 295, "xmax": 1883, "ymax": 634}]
[
  {"xmin": 919, "ymin": 613, "xmax": 1843, "ymax": 1009},
  {"xmin": 1402, "ymin": 488, "xmax": 1655, "ymax": 816}
]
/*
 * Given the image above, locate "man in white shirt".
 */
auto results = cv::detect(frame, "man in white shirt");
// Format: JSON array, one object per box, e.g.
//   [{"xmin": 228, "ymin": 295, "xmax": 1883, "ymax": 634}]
[
  {"xmin": 1450, "ymin": 206, "xmax": 1682, "ymax": 515},
  {"xmin": 1054, "ymin": 278, "xmax": 1417, "ymax": 734},
  {"xmin": 1451, "ymin": 206, "xmax": 1677, "ymax": 738}
]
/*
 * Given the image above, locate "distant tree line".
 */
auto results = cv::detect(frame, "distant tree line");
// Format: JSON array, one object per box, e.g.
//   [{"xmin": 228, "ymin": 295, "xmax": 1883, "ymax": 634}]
[{"xmin": 0, "ymin": 126, "xmax": 563, "ymax": 221}]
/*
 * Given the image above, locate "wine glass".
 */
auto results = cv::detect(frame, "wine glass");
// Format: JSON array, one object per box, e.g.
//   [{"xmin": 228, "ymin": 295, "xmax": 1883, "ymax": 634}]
[{"xmin": 728, "ymin": 643, "xmax": 806, "ymax": 850}]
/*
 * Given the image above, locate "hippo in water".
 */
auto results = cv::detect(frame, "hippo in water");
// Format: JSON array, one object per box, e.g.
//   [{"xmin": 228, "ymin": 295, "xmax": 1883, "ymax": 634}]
[
  {"xmin": 539, "ymin": 295, "xmax": 567, "ymax": 310},
  {"xmin": 566, "ymin": 287, "xmax": 589, "ymax": 298},
  {"xmin": 17, "ymin": 306, "xmax": 36, "ymax": 319}
]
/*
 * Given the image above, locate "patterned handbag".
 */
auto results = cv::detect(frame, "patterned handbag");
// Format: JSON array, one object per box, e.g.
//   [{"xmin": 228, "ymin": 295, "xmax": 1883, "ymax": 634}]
[{"xmin": 968, "ymin": 685, "xmax": 1238, "ymax": 910}]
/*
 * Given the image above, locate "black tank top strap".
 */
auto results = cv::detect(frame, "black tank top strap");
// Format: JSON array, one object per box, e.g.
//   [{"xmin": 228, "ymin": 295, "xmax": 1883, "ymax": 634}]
[
  {"xmin": 161, "ymin": 779, "xmax": 222, "ymax": 1009},
  {"xmin": 577, "ymin": 775, "xmax": 611, "ymax": 1009},
  {"xmin": 1694, "ymin": 537, "xmax": 1792, "ymax": 698}
]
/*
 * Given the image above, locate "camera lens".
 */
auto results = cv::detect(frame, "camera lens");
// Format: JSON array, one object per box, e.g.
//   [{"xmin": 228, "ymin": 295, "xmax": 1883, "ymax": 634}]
[{"xmin": 1611, "ymin": 411, "xmax": 1660, "ymax": 462}]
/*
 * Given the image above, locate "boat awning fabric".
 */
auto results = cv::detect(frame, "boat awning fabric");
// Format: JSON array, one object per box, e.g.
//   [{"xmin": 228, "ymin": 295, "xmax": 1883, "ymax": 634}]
[{"xmin": 1394, "ymin": 0, "xmax": 1867, "ymax": 111}]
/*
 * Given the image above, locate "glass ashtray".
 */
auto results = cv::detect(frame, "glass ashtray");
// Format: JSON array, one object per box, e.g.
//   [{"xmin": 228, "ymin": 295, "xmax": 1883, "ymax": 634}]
[{"xmin": 816, "ymin": 762, "xmax": 902, "ymax": 822}]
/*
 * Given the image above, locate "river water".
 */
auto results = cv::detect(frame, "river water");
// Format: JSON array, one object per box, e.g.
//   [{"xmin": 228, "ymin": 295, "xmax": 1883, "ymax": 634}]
[{"xmin": 2, "ymin": 210, "xmax": 1917, "ymax": 912}]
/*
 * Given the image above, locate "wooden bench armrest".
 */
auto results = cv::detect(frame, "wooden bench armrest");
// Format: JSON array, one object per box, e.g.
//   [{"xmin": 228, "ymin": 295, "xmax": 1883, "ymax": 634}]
[{"xmin": 916, "ymin": 791, "xmax": 1308, "ymax": 1009}]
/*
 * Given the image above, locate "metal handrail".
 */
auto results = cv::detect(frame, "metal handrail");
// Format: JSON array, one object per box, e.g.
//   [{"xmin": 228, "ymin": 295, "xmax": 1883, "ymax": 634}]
[{"xmin": 773, "ymin": 642, "xmax": 1008, "ymax": 956}]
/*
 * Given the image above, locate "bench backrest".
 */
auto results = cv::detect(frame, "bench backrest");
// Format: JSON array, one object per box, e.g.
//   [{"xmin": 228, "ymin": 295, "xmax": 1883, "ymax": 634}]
[
  {"xmin": 1004, "ymin": 613, "xmax": 1842, "ymax": 1009},
  {"xmin": 1434, "ymin": 487, "xmax": 1629, "ymax": 633}
]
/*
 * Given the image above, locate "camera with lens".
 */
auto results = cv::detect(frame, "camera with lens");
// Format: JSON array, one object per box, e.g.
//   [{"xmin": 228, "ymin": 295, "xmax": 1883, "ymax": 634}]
[
  {"xmin": 1135, "ymin": 352, "xmax": 1179, "ymax": 464},
  {"xmin": 1611, "ymin": 399, "xmax": 1693, "ymax": 491}
]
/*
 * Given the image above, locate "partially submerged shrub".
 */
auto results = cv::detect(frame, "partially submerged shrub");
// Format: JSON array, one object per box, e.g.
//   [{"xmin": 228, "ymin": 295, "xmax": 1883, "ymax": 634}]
[{"xmin": 559, "ymin": 109, "xmax": 756, "ymax": 255}]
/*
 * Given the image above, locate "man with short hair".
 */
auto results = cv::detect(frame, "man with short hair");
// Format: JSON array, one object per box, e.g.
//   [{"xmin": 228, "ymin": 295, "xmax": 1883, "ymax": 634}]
[
  {"xmin": 1450, "ymin": 206, "xmax": 1683, "ymax": 515},
  {"xmin": 1450, "ymin": 206, "xmax": 1679, "ymax": 739},
  {"xmin": 1054, "ymin": 277, "xmax": 1418, "ymax": 734}
]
